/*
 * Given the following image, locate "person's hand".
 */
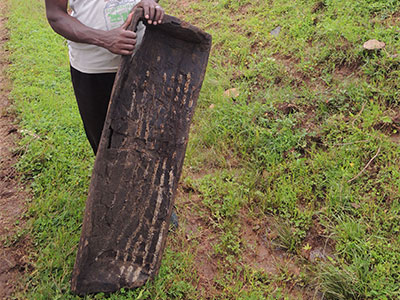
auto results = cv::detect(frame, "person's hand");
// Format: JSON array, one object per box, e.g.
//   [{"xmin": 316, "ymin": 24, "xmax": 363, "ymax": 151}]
[
  {"xmin": 101, "ymin": 13, "xmax": 137, "ymax": 55},
  {"xmin": 136, "ymin": 0, "xmax": 165, "ymax": 25}
]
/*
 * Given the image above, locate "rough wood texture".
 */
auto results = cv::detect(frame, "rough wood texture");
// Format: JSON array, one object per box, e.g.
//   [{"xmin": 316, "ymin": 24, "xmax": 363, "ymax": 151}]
[{"xmin": 71, "ymin": 8, "xmax": 212, "ymax": 295}]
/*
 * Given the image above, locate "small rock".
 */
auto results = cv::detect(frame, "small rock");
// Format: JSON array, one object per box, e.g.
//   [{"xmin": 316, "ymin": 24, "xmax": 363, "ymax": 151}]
[
  {"xmin": 270, "ymin": 26, "xmax": 282, "ymax": 37},
  {"xmin": 223, "ymin": 88, "xmax": 240, "ymax": 98},
  {"xmin": 309, "ymin": 247, "xmax": 327, "ymax": 262},
  {"xmin": 363, "ymin": 39, "xmax": 385, "ymax": 50}
]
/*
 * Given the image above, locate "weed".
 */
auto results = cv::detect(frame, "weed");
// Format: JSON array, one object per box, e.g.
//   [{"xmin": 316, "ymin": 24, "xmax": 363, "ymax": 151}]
[{"xmin": 272, "ymin": 221, "xmax": 300, "ymax": 253}]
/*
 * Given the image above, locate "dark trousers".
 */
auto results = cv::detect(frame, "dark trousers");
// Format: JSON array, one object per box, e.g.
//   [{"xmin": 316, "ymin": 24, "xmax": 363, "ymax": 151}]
[{"xmin": 70, "ymin": 66, "xmax": 116, "ymax": 154}]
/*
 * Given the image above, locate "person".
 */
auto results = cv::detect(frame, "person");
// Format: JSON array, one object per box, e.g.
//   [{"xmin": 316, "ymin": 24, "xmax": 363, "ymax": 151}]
[
  {"xmin": 45, "ymin": 0, "xmax": 165, "ymax": 154},
  {"xmin": 45, "ymin": 0, "xmax": 179, "ymax": 228}
]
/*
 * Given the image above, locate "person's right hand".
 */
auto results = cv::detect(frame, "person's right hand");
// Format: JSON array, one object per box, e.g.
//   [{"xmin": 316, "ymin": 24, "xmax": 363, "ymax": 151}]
[{"xmin": 101, "ymin": 13, "xmax": 136, "ymax": 55}]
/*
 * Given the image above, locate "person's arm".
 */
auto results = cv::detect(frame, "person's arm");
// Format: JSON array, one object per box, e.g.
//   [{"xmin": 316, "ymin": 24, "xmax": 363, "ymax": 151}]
[{"xmin": 45, "ymin": 0, "xmax": 164, "ymax": 55}]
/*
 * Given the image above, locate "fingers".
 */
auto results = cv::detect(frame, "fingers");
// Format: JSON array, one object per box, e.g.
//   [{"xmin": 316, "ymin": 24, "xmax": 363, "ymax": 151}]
[
  {"xmin": 117, "ymin": 39, "xmax": 136, "ymax": 55},
  {"xmin": 141, "ymin": 1, "xmax": 164, "ymax": 25},
  {"xmin": 121, "ymin": 37, "xmax": 136, "ymax": 47},
  {"xmin": 102, "ymin": 26, "xmax": 138, "ymax": 55},
  {"xmin": 122, "ymin": 12, "xmax": 133, "ymax": 30},
  {"xmin": 143, "ymin": 3, "xmax": 150, "ymax": 21},
  {"xmin": 112, "ymin": 30, "xmax": 137, "ymax": 55},
  {"xmin": 121, "ymin": 43, "xmax": 135, "ymax": 51},
  {"xmin": 154, "ymin": 6, "xmax": 164, "ymax": 24},
  {"xmin": 119, "ymin": 33, "xmax": 136, "ymax": 51},
  {"xmin": 148, "ymin": 5, "xmax": 155, "ymax": 24},
  {"xmin": 121, "ymin": 30, "xmax": 136, "ymax": 39},
  {"xmin": 120, "ymin": 49, "xmax": 134, "ymax": 56}
]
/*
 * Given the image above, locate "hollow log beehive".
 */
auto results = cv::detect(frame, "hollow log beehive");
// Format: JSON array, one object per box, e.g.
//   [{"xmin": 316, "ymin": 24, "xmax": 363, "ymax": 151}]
[{"xmin": 71, "ymin": 9, "xmax": 211, "ymax": 295}]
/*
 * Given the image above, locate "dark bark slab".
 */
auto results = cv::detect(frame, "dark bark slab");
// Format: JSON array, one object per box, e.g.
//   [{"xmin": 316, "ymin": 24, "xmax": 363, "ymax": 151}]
[{"xmin": 71, "ymin": 8, "xmax": 211, "ymax": 295}]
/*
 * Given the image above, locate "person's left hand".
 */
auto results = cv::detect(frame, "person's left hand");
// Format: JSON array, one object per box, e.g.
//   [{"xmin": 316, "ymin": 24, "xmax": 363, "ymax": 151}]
[{"xmin": 137, "ymin": 0, "xmax": 164, "ymax": 25}]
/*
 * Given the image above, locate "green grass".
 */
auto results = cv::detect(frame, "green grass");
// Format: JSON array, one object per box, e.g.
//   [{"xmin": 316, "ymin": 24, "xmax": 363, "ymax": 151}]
[{"xmin": 6, "ymin": 0, "xmax": 400, "ymax": 299}]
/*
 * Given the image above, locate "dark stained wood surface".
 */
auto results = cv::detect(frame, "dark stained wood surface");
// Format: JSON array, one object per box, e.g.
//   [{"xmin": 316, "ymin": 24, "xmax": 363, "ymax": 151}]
[{"xmin": 71, "ymin": 8, "xmax": 212, "ymax": 295}]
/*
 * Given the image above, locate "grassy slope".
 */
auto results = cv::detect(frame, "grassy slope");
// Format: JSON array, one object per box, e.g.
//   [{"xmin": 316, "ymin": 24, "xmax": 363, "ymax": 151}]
[{"xmin": 6, "ymin": 0, "xmax": 400, "ymax": 299}]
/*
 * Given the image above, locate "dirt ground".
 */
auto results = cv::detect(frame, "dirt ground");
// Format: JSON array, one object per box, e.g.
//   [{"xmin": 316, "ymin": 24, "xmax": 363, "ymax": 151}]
[{"xmin": 0, "ymin": 2, "xmax": 29, "ymax": 299}]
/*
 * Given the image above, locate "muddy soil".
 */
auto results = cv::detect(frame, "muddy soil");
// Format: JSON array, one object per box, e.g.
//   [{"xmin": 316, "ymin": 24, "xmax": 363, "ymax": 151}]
[{"xmin": 0, "ymin": 2, "xmax": 29, "ymax": 299}]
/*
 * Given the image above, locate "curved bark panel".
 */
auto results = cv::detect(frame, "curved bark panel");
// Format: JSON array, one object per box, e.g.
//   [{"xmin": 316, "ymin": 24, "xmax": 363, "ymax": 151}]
[{"xmin": 71, "ymin": 9, "xmax": 212, "ymax": 295}]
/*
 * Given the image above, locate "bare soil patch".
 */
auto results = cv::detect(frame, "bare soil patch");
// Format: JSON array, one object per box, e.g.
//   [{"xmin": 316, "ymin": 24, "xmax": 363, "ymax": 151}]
[
  {"xmin": 333, "ymin": 62, "xmax": 360, "ymax": 80},
  {"xmin": 176, "ymin": 189, "xmax": 220, "ymax": 297},
  {"xmin": 177, "ymin": 179, "xmax": 321, "ymax": 299},
  {"xmin": 0, "ymin": 2, "xmax": 30, "ymax": 298},
  {"xmin": 241, "ymin": 217, "xmax": 287, "ymax": 274},
  {"xmin": 242, "ymin": 215, "xmax": 328, "ymax": 299}
]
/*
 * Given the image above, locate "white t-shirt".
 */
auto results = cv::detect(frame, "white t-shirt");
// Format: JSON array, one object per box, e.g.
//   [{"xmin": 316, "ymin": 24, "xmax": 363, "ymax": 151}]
[{"xmin": 68, "ymin": 0, "xmax": 144, "ymax": 74}]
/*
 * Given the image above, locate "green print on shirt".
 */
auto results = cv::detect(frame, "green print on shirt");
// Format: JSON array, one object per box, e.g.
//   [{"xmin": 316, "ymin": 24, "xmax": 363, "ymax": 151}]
[{"xmin": 104, "ymin": 1, "xmax": 136, "ymax": 30}]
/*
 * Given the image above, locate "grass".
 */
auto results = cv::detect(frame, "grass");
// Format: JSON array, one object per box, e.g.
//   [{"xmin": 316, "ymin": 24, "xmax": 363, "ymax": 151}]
[{"xmin": 5, "ymin": 0, "xmax": 400, "ymax": 299}]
